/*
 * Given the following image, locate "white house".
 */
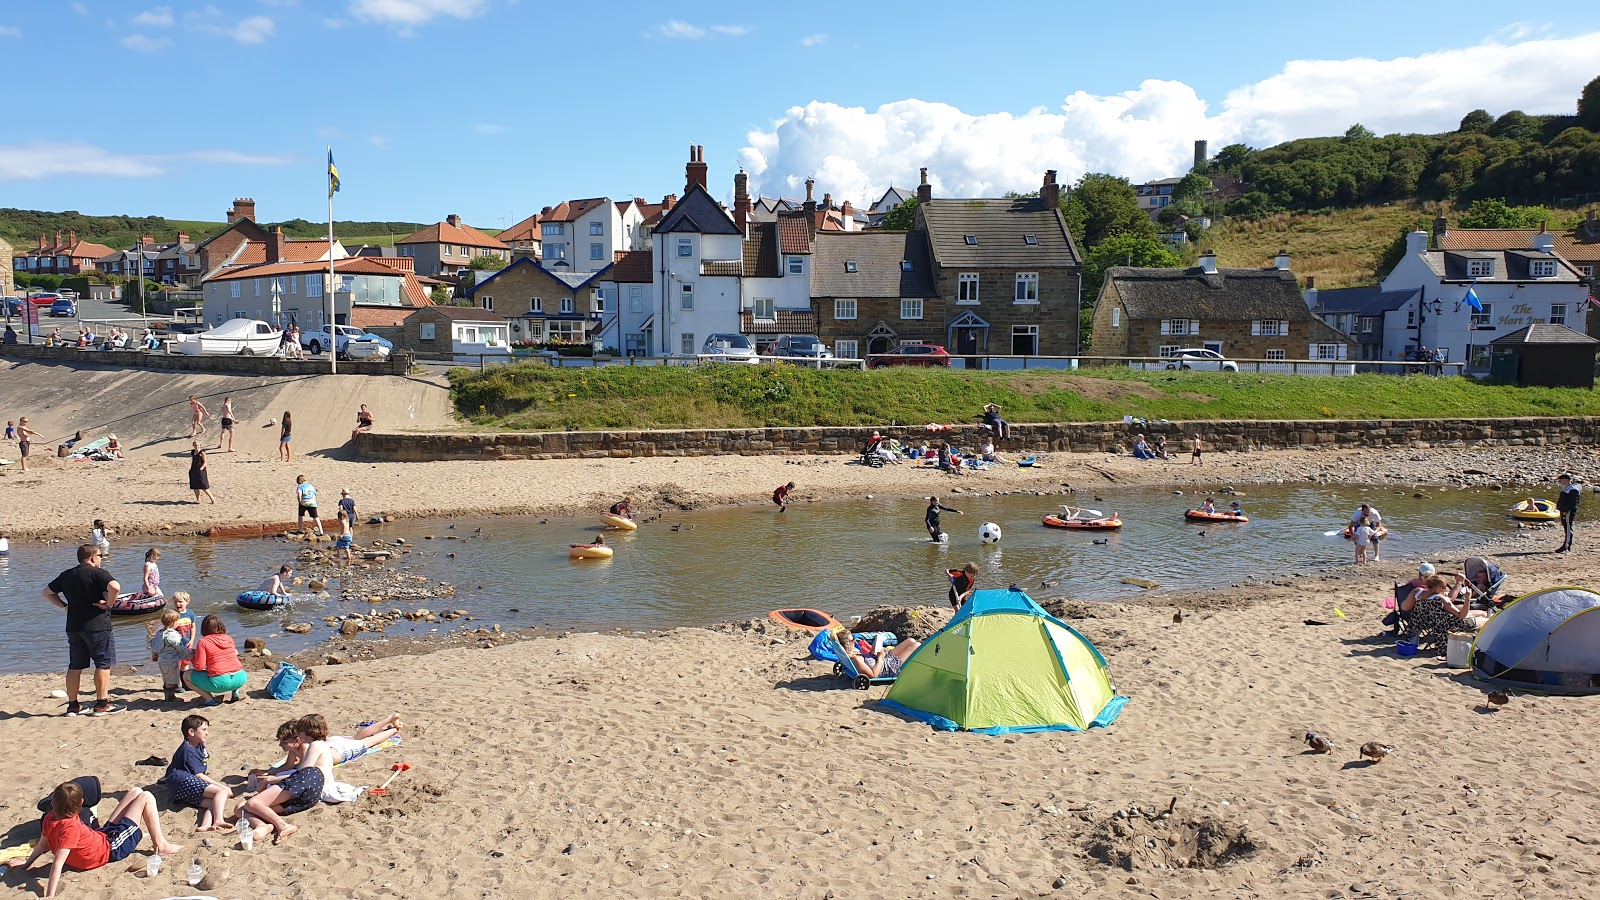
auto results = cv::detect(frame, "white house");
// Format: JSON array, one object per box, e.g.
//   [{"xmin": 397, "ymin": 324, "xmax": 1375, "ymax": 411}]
[
  {"xmin": 201, "ymin": 257, "xmax": 423, "ymax": 329},
  {"xmin": 650, "ymin": 145, "xmax": 746, "ymax": 356},
  {"xmin": 1381, "ymin": 229, "xmax": 1590, "ymax": 372}
]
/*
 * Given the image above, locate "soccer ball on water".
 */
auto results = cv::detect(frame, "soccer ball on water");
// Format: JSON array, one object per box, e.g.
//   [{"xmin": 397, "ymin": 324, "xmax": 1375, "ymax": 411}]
[{"xmin": 979, "ymin": 522, "xmax": 1002, "ymax": 544}]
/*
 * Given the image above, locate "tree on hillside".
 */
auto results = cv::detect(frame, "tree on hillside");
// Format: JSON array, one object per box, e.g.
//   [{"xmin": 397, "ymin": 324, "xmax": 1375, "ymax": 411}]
[
  {"xmin": 1344, "ymin": 124, "xmax": 1375, "ymax": 141},
  {"xmin": 1458, "ymin": 198, "xmax": 1559, "ymax": 229},
  {"xmin": 1212, "ymin": 144, "xmax": 1253, "ymax": 171},
  {"xmin": 1079, "ymin": 233, "xmax": 1182, "ymax": 342},
  {"xmin": 1063, "ymin": 173, "xmax": 1155, "ymax": 248},
  {"xmin": 1458, "ymin": 109, "xmax": 1494, "ymax": 133},
  {"xmin": 882, "ymin": 198, "xmax": 918, "ymax": 231},
  {"xmin": 1580, "ymin": 76, "xmax": 1600, "ymax": 132},
  {"xmin": 1488, "ymin": 110, "xmax": 1539, "ymax": 141}
]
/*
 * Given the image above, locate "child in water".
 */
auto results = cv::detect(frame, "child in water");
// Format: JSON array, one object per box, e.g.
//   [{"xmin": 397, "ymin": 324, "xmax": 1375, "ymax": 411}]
[{"xmin": 89, "ymin": 520, "xmax": 111, "ymax": 556}]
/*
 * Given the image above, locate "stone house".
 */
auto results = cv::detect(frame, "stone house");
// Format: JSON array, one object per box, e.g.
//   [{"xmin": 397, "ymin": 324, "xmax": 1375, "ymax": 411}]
[
  {"xmin": 397, "ymin": 305, "xmax": 510, "ymax": 360},
  {"xmin": 915, "ymin": 168, "xmax": 1083, "ymax": 357},
  {"xmin": 0, "ymin": 237, "xmax": 13, "ymax": 297},
  {"xmin": 1090, "ymin": 251, "xmax": 1355, "ymax": 361},
  {"xmin": 810, "ymin": 230, "xmax": 939, "ymax": 359},
  {"xmin": 460, "ymin": 256, "xmax": 608, "ymax": 347}
]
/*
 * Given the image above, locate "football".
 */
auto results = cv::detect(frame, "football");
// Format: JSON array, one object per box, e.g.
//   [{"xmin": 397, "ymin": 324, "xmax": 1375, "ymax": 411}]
[{"xmin": 979, "ymin": 522, "xmax": 1002, "ymax": 544}]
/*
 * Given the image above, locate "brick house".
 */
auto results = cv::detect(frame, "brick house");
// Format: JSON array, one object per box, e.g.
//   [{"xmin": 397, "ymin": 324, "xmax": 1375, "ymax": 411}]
[
  {"xmin": 196, "ymin": 199, "xmax": 346, "ymax": 279},
  {"xmin": 397, "ymin": 305, "xmax": 510, "ymax": 360},
  {"xmin": 810, "ymin": 230, "xmax": 939, "ymax": 359},
  {"xmin": 460, "ymin": 256, "xmax": 608, "ymax": 347},
  {"xmin": 914, "ymin": 168, "xmax": 1083, "ymax": 358},
  {"xmin": 1090, "ymin": 251, "xmax": 1355, "ymax": 361},
  {"xmin": 395, "ymin": 215, "xmax": 510, "ymax": 277},
  {"xmin": 13, "ymin": 230, "xmax": 117, "ymax": 277}
]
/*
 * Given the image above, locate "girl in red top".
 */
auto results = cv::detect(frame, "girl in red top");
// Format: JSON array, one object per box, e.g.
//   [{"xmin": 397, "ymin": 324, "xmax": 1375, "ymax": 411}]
[
  {"xmin": 21, "ymin": 781, "xmax": 183, "ymax": 898},
  {"xmin": 772, "ymin": 482, "xmax": 795, "ymax": 511},
  {"xmin": 185, "ymin": 614, "xmax": 247, "ymax": 705}
]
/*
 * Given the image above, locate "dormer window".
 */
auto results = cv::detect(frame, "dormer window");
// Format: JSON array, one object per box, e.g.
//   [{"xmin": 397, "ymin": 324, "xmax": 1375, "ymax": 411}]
[
  {"xmin": 1024, "ymin": 234, "xmax": 1038, "ymax": 245},
  {"xmin": 900, "ymin": 260, "xmax": 913, "ymax": 271},
  {"xmin": 963, "ymin": 235, "xmax": 978, "ymax": 245},
  {"xmin": 1467, "ymin": 259, "xmax": 1494, "ymax": 278},
  {"xmin": 844, "ymin": 260, "xmax": 858, "ymax": 273},
  {"xmin": 1530, "ymin": 259, "xmax": 1557, "ymax": 278}
]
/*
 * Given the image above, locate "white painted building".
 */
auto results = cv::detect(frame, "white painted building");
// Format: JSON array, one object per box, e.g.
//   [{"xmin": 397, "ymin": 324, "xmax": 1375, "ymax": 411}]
[
  {"xmin": 650, "ymin": 146, "xmax": 746, "ymax": 356},
  {"xmin": 1381, "ymin": 229, "xmax": 1590, "ymax": 372}
]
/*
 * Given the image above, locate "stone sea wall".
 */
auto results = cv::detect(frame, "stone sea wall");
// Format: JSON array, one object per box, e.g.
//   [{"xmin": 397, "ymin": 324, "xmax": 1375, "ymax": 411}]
[
  {"xmin": 354, "ymin": 417, "xmax": 1596, "ymax": 462},
  {"xmin": 0, "ymin": 342, "xmax": 411, "ymax": 375}
]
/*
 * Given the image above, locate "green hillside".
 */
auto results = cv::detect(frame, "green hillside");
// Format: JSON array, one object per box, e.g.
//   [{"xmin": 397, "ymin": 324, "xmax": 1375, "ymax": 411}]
[{"xmin": 0, "ymin": 209, "xmax": 430, "ymax": 252}]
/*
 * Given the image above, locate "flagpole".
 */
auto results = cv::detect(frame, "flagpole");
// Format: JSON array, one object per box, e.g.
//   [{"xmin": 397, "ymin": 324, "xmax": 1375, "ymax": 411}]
[{"xmin": 327, "ymin": 146, "xmax": 337, "ymax": 375}]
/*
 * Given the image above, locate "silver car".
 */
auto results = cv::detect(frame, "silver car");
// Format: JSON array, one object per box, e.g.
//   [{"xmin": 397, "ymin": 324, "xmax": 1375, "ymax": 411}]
[
  {"xmin": 700, "ymin": 333, "xmax": 760, "ymax": 363},
  {"xmin": 1165, "ymin": 348, "xmax": 1239, "ymax": 372}
]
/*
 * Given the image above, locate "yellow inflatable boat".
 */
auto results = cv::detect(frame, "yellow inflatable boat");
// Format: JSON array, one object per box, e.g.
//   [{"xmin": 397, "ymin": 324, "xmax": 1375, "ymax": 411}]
[
  {"xmin": 569, "ymin": 543, "xmax": 614, "ymax": 559},
  {"xmin": 599, "ymin": 513, "xmax": 638, "ymax": 531},
  {"xmin": 1509, "ymin": 498, "xmax": 1560, "ymax": 521}
]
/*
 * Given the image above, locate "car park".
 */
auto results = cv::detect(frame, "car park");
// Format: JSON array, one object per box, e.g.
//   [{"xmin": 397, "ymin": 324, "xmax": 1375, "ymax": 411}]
[
  {"xmin": 773, "ymin": 335, "xmax": 834, "ymax": 359},
  {"xmin": 1164, "ymin": 348, "xmax": 1239, "ymax": 372},
  {"xmin": 868, "ymin": 343, "xmax": 953, "ymax": 368},
  {"xmin": 49, "ymin": 298, "xmax": 77, "ymax": 317}
]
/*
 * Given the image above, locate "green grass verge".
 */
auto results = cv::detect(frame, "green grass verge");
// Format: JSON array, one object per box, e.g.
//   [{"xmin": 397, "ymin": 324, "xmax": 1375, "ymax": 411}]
[{"xmin": 449, "ymin": 364, "xmax": 1600, "ymax": 431}]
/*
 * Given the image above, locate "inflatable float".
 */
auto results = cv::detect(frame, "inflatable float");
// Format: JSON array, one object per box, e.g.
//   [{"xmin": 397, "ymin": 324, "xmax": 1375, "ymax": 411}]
[
  {"xmin": 108, "ymin": 592, "xmax": 165, "ymax": 616},
  {"xmin": 1184, "ymin": 509, "xmax": 1249, "ymax": 523},
  {"xmin": 768, "ymin": 608, "xmax": 843, "ymax": 632},
  {"xmin": 569, "ymin": 543, "xmax": 614, "ymax": 560},
  {"xmin": 1041, "ymin": 513, "xmax": 1123, "ymax": 530},
  {"xmin": 237, "ymin": 590, "xmax": 291, "ymax": 610},
  {"xmin": 1341, "ymin": 524, "xmax": 1390, "ymax": 541},
  {"xmin": 599, "ymin": 513, "xmax": 638, "ymax": 531},
  {"xmin": 1509, "ymin": 499, "xmax": 1560, "ymax": 521}
]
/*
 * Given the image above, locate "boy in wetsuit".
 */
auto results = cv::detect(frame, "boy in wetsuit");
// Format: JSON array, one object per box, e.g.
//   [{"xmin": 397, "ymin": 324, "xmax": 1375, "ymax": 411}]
[{"xmin": 925, "ymin": 496, "xmax": 961, "ymax": 541}]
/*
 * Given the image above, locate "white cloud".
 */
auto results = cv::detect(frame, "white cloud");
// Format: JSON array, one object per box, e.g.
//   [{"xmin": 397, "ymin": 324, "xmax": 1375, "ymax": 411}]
[
  {"xmin": 71, "ymin": 2, "xmax": 88, "ymax": 14},
  {"xmin": 654, "ymin": 20, "xmax": 704, "ymax": 39},
  {"xmin": 229, "ymin": 15, "xmax": 275, "ymax": 43},
  {"xmin": 368, "ymin": 135, "xmax": 391, "ymax": 150},
  {"xmin": 709, "ymin": 24, "xmax": 751, "ymax": 36},
  {"xmin": 0, "ymin": 142, "xmax": 294, "ymax": 180},
  {"xmin": 740, "ymin": 31, "xmax": 1600, "ymax": 205},
  {"xmin": 119, "ymin": 33, "xmax": 172, "ymax": 52},
  {"xmin": 348, "ymin": 0, "xmax": 487, "ymax": 28},
  {"xmin": 132, "ymin": 7, "xmax": 174, "ymax": 27},
  {"xmin": 472, "ymin": 123, "xmax": 509, "ymax": 135},
  {"xmin": 799, "ymin": 33, "xmax": 828, "ymax": 47},
  {"xmin": 0, "ymin": 25, "xmax": 20, "ymax": 39}
]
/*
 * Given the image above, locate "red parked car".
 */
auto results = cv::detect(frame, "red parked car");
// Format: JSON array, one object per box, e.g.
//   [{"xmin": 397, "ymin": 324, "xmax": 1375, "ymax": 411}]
[{"xmin": 868, "ymin": 343, "xmax": 953, "ymax": 368}]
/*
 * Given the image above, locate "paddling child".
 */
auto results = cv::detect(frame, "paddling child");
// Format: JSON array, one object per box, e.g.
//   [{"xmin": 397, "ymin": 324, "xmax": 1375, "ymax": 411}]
[
  {"xmin": 165, "ymin": 714, "xmax": 230, "ymax": 832},
  {"xmin": 609, "ymin": 497, "xmax": 633, "ymax": 519},
  {"xmin": 147, "ymin": 609, "xmax": 191, "ymax": 703},
  {"xmin": 1202, "ymin": 497, "xmax": 1216, "ymax": 515},
  {"xmin": 339, "ymin": 489, "xmax": 357, "ymax": 524},
  {"xmin": 1353, "ymin": 518, "xmax": 1372, "ymax": 565},
  {"xmin": 334, "ymin": 509, "xmax": 354, "ymax": 562},
  {"xmin": 295, "ymin": 475, "xmax": 323, "ymax": 536},
  {"xmin": 773, "ymin": 482, "xmax": 794, "ymax": 512},
  {"xmin": 925, "ymin": 496, "xmax": 962, "ymax": 542},
  {"xmin": 88, "ymin": 520, "xmax": 110, "ymax": 556},
  {"xmin": 21, "ymin": 781, "xmax": 184, "ymax": 897},
  {"xmin": 948, "ymin": 562, "xmax": 978, "ymax": 609},
  {"xmin": 261, "ymin": 565, "xmax": 293, "ymax": 597},
  {"xmin": 1351, "ymin": 503, "xmax": 1382, "ymax": 561}
]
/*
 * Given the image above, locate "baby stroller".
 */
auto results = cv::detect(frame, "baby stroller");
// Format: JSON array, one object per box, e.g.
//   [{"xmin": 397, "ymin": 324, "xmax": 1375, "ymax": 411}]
[
  {"xmin": 860, "ymin": 434, "xmax": 886, "ymax": 468},
  {"xmin": 1460, "ymin": 556, "xmax": 1507, "ymax": 608}
]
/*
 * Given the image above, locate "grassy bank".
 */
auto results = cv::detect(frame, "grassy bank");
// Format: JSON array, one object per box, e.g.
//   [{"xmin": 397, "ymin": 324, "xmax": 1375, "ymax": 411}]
[{"xmin": 449, "ymin": 364, "xmax": 1600, "ymax": 431}]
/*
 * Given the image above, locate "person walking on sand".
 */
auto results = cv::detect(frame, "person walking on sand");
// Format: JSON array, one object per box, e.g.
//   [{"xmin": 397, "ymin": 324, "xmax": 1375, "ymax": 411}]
[
  {"xmin": 189, "ymin": 441, "xmax": 215, "ymax": 504},
  {"xmin": 1556, "ymin": 472, "xmax": 1581, "ymax": 553},
  {"xmin": 278, "ymin": 410, "xmax": 293, "ymax": 462},
  {"xmin": 925, "ymin": 496, "xmax": 962, "ymax": 542},
  {"xmin": 295, "ymin": 475, "xmax": 323, "ymax": 535},
  {"xmin": 218, "ymin": 396, "xmax": 235, "ymax": 452},
  {"xmin": 1190, "ymin": 434, "xmax": 1203, "ymax": 465},
  {"xmin": 42, "ymin": 545, "xmax": 123, "ymax": 717},
  {"xmin": 15, "ymin": 416, "xmax": 43, "ymax": 473},
  {"xmin": 188, "ymin": 395, "xmax": 208, "ymax": 438},
  {"xmin": 773, "ymin": 481, "xmax": 795, "ymax": 512}
]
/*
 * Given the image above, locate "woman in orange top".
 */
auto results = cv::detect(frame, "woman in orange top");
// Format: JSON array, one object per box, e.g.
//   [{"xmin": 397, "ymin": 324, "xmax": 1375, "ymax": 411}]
[{"xmin": 185, "ymin": 614, "xmax": 247, "ymax": 705}]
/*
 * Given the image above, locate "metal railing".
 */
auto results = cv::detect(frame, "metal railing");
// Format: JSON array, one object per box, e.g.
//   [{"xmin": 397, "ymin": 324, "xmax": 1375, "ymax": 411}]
[{"xmin": 429, "ymin": 352, "xmax": 869, "ymax": 371}]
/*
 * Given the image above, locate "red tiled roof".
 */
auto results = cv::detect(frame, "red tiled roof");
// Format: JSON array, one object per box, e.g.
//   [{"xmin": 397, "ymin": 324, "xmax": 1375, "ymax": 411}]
[
  {"xmin": 232, "ymin": 239, "xmax": 334, "ymax": 266},
  {"xmin": 541, "ymin": 198, "xmax": 608, "ymax": 224},
  {"xmin": 402, "ymin": 272, "xmax": 433, "ymax": 306},
  {"xmin": 1438, "ymin": 229, "xmax": 1600, "ymax": 261},
  {"xmin": 499, "ymin": 211, "xmax": 544, "ymax": 243},
  {"xmin": 777, "ymin": 213, "xmax": 811, "ymax": 255},
  {"xmin": 205, "ymin": 257, "xmax": 423, "ymax": 282},
  {"xmin": 396, "ymin": 220, "xmax": 509, "ymax": 250},
  {"xmin": 350, "ymin": 307, "xmax": 414, "ymax": 328},
  {"xmin": 612, "ymin": 249, "xmax": 653, "ymax": 283}
]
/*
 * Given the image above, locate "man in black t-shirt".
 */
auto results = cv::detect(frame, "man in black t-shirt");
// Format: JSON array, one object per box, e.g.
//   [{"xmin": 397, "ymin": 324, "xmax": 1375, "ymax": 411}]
[{"xmin": 42, "ymin": 544, "xmax": 122, "ymax": 717}]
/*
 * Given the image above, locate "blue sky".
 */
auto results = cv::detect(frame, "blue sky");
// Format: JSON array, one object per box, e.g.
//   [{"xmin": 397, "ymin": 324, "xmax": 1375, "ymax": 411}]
[{"xmin": 1, "ymin": 1, "xmax": 1597, "ymax": 228}]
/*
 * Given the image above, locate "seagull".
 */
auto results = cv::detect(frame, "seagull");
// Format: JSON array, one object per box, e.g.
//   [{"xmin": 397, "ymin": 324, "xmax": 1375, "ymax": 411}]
[
  {"xmin": 1304, "ymin": 732, "xmax": 1333, "ymax": 754},
  {"xmin": 1040, "ymin": 580, "xmax": 1060, "ymax": 588},
  {"xmin": 1359, "ymin": 742, "xmax": 1394, "ymax": 763},
  {"xmin": 1172, "ymin": 610, "xmax": 1184, "ymax": 625},
  {"xmin": 1485, "ymin": 690, "xmax": 1511, "ymax": 711}
]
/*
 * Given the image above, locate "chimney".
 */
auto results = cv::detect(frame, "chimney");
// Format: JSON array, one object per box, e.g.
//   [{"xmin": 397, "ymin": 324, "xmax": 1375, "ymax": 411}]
[
  {"xmin": 1040, "ymin": 170, "xmax": 1060, "ymax": 209},
  {"xmin": 1193, "ymin": 140, "xmax": 1208, "ymax": 171},
  {"xmin": 141, "ymin": 233, "xmax": 153, "ymax": 245},
  {"xmin": 1433, "ymin": 215, "xmax": 1448, "ymax": 246},
  {"xmin": 916, "ymin": 167, "xmax": 932, "ymax": 204},
  {"xmin": 227, "ymin": 197, "xmax": 256, "ymax": 224},
  {"xmin": 1532, "ymin": 222, "xmax": 1555, "ymax": 254},
  {"xmin": 177, "ymin": 231, "xmax": 189, "ymax": 243},
  {"xmin": 685, "ymin": 144, "xmax": 708, "ymax": 193},
  {"xmin": 266, "ymin": 225, "xmax": 285, "ymax": 263},
  {"xmin": 1304, "ymin": 275, "xmax": 1319, "ymax": 310},
  {"xmin": 662, "ymin": 194, "xmax": 677, "ymax": 211},
  {"xmin": 1405, "ymin": 229, "xmax": 1429, "ymax": 256},
  {"xmin": 840, "ymin": 200, "xmax": 855, "ymax": 233},
  {"xmin": 733, "ymin": 169, "xmax": 750, "ymax": 236},
  {"xmin": 67, "ymin": 230, "xmax": 77, "ymax": 246},
  {"xmin": 446, "ymin": 214, "xmax": 462, "ymax": 228},
  {"xmin": 802, "ymin": 178, "xmax": 818, "ymax": 239},
  {"xmin": 37, "ymin": 234, "xmax": 46, "ymax": 250},
  {"xmin": 822, "ymin": 192, "xmax": 832, "ymax": 209},
  {"xmin": 1198, "ymin": 250, "xmax": 1218, "ymax": 275},
  {"xmin": 1274, "ymin": 248, "xmax": 1291, "ymax": 271},
  {"xmin": 56, "ymin": 231, "xmax": 63, "ymax": 249}
]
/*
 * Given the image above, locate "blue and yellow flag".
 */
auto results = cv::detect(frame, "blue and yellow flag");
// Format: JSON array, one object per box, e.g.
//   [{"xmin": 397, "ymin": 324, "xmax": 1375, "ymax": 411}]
[{"xmin": 327, "ymin": 148, "xmax": 340, "ymax": 198}]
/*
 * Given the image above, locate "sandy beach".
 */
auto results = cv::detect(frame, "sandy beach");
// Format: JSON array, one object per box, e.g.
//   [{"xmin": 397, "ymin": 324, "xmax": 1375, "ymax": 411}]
[{"xmin": 4, "ymin": 362, "xmax": 1600, "ymax": 897}]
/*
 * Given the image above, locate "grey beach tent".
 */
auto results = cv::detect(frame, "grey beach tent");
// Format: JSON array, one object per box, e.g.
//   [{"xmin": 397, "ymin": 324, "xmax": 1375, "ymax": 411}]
[{"xmin": 1470, "ymin": 586, "xmax": 1600, "ymax": 695}]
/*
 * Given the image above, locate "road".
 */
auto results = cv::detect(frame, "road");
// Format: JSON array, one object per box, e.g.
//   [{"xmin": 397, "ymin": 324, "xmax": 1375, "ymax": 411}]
[{"xmin": 2, "ymin": 291, "xmax": 157, "ymax": 339}]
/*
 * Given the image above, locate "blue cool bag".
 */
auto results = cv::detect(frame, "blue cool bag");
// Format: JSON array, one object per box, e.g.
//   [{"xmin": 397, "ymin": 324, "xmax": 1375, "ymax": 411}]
[{"xmin": 266, "ymin": 661, "xmax": 305, "ymax": 701}]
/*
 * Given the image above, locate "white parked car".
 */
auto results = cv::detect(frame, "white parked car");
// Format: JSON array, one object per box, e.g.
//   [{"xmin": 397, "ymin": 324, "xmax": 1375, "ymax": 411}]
[
  {"xmin": 300, "ymin": 323, "xmax": 392, "ymax": 357},
  {"xmin": 699, "ymin": 333, "xmax": 760, "ymax": 364},
  {"xmin": 1164, "ymin": 348, "xmax": 1239, "ymax": 372}
]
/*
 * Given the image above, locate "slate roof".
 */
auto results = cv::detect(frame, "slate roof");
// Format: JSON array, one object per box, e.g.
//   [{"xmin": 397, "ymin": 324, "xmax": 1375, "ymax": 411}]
[
  {"xmin": 810, "ymin": 231, "xmax": 937, "ymax": 298},
  {"xmin": 1313, "ymin": 285, "xmax": 1419, "ymax": 316},
  {"xmin": 919, "ymin": 197, "xmax": 1079, "ymax": 268},
  {"xmin": 396, "ymin": 219, "xmax": 508, "ymax": 250},
  {"xmin": 1424, "ymin": 250, "xmax": 1583, "ymax": 283},
  {"xmin": 1490, "ymin": 323, "xmax": 1599, "ymax": 345},
  {"xmin": 742, "ymin": 223, "xmax": 781, "ymax": 278},
  {"xmin": 652, "ymin": 184, "xmax": 741, "ymax": 235},
  {"xmin": 612, "ymin": 249, "xmax": 653, "ymax": 283},
  {"xmin": 1107, "ymin": 267, "xmax": 1318, "ymax": 321}
]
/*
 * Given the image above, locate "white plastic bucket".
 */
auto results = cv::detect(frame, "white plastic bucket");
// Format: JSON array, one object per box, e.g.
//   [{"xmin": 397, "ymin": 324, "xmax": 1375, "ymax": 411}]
[{"xmin": 1446, "ymin": 632, "xmax": 1473, "ymax": 668}]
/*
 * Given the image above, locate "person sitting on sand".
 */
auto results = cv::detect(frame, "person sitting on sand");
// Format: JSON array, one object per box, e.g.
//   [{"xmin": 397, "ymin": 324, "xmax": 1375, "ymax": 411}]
[
  {"xmin": 20, "ymin": 780, "xmax": 184, "ymax": 898},
  {"xmin": 980, "ymin": 438, "xmax": 1005, "ymax": 464},
  {"xmin": 1402, "ymin": 575, "xmax": 1476, "ymax": 652},
  {"xmin": 1131, "ymin": 435, "xmax": 1156, "ymax": 460},
  {"xmin": 609, "ymin": 497, "xmax": 633, "ymax": 519},
  {"xmin": 831, "ymin": 627, "xmax": 921, "ymax": 679},
  {"xmin": 237, "ymin": 721, "xmax": 329, "ymax": 845},
  {"xmin": 295, "ymin": 712, "xmax": 404, "ymax": 765},
  {"xmin": 105, "ymin": 434, "xmax": 124, "ymax": 459},
  {"xmin": 165, "ymin": 713, "xmax": 231, "ymax": 832}
]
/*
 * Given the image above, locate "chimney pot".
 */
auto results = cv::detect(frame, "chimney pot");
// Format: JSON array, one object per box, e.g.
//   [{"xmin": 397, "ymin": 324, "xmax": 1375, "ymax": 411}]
[
  {"xmin": 685, "ymin": 144, "xmax": 708, "ymax": 193},
  {"xmin": 1040, "ymin": 169, "xmax": 1061, "ymax": 209},
  {"xmin": 1274, "ymin": 248, "xmax": 1291, "ymax": 271},
  {"xmin": 1198, "ymin": 250, "xmax": 1218, "ymax": 275},
  {"xmin": 916, "ymin": 168, "xmax": 932, "ymax": 205},
  {"xmin": 447, "ymin": 214, "xmax": 461, "ymax": 228}
]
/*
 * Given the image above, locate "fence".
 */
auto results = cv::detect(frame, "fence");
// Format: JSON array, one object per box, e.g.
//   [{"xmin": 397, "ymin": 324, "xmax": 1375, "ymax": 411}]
[{"xmin": 434, "ymin": 352, "xmax": 868, "ymax": 371}]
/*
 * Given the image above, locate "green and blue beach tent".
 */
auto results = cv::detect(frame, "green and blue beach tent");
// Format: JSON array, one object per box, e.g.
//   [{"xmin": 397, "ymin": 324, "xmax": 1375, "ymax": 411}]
[{"xmin": 882, "ymin": 588, "xmax": 1127, "ymax": 734}]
